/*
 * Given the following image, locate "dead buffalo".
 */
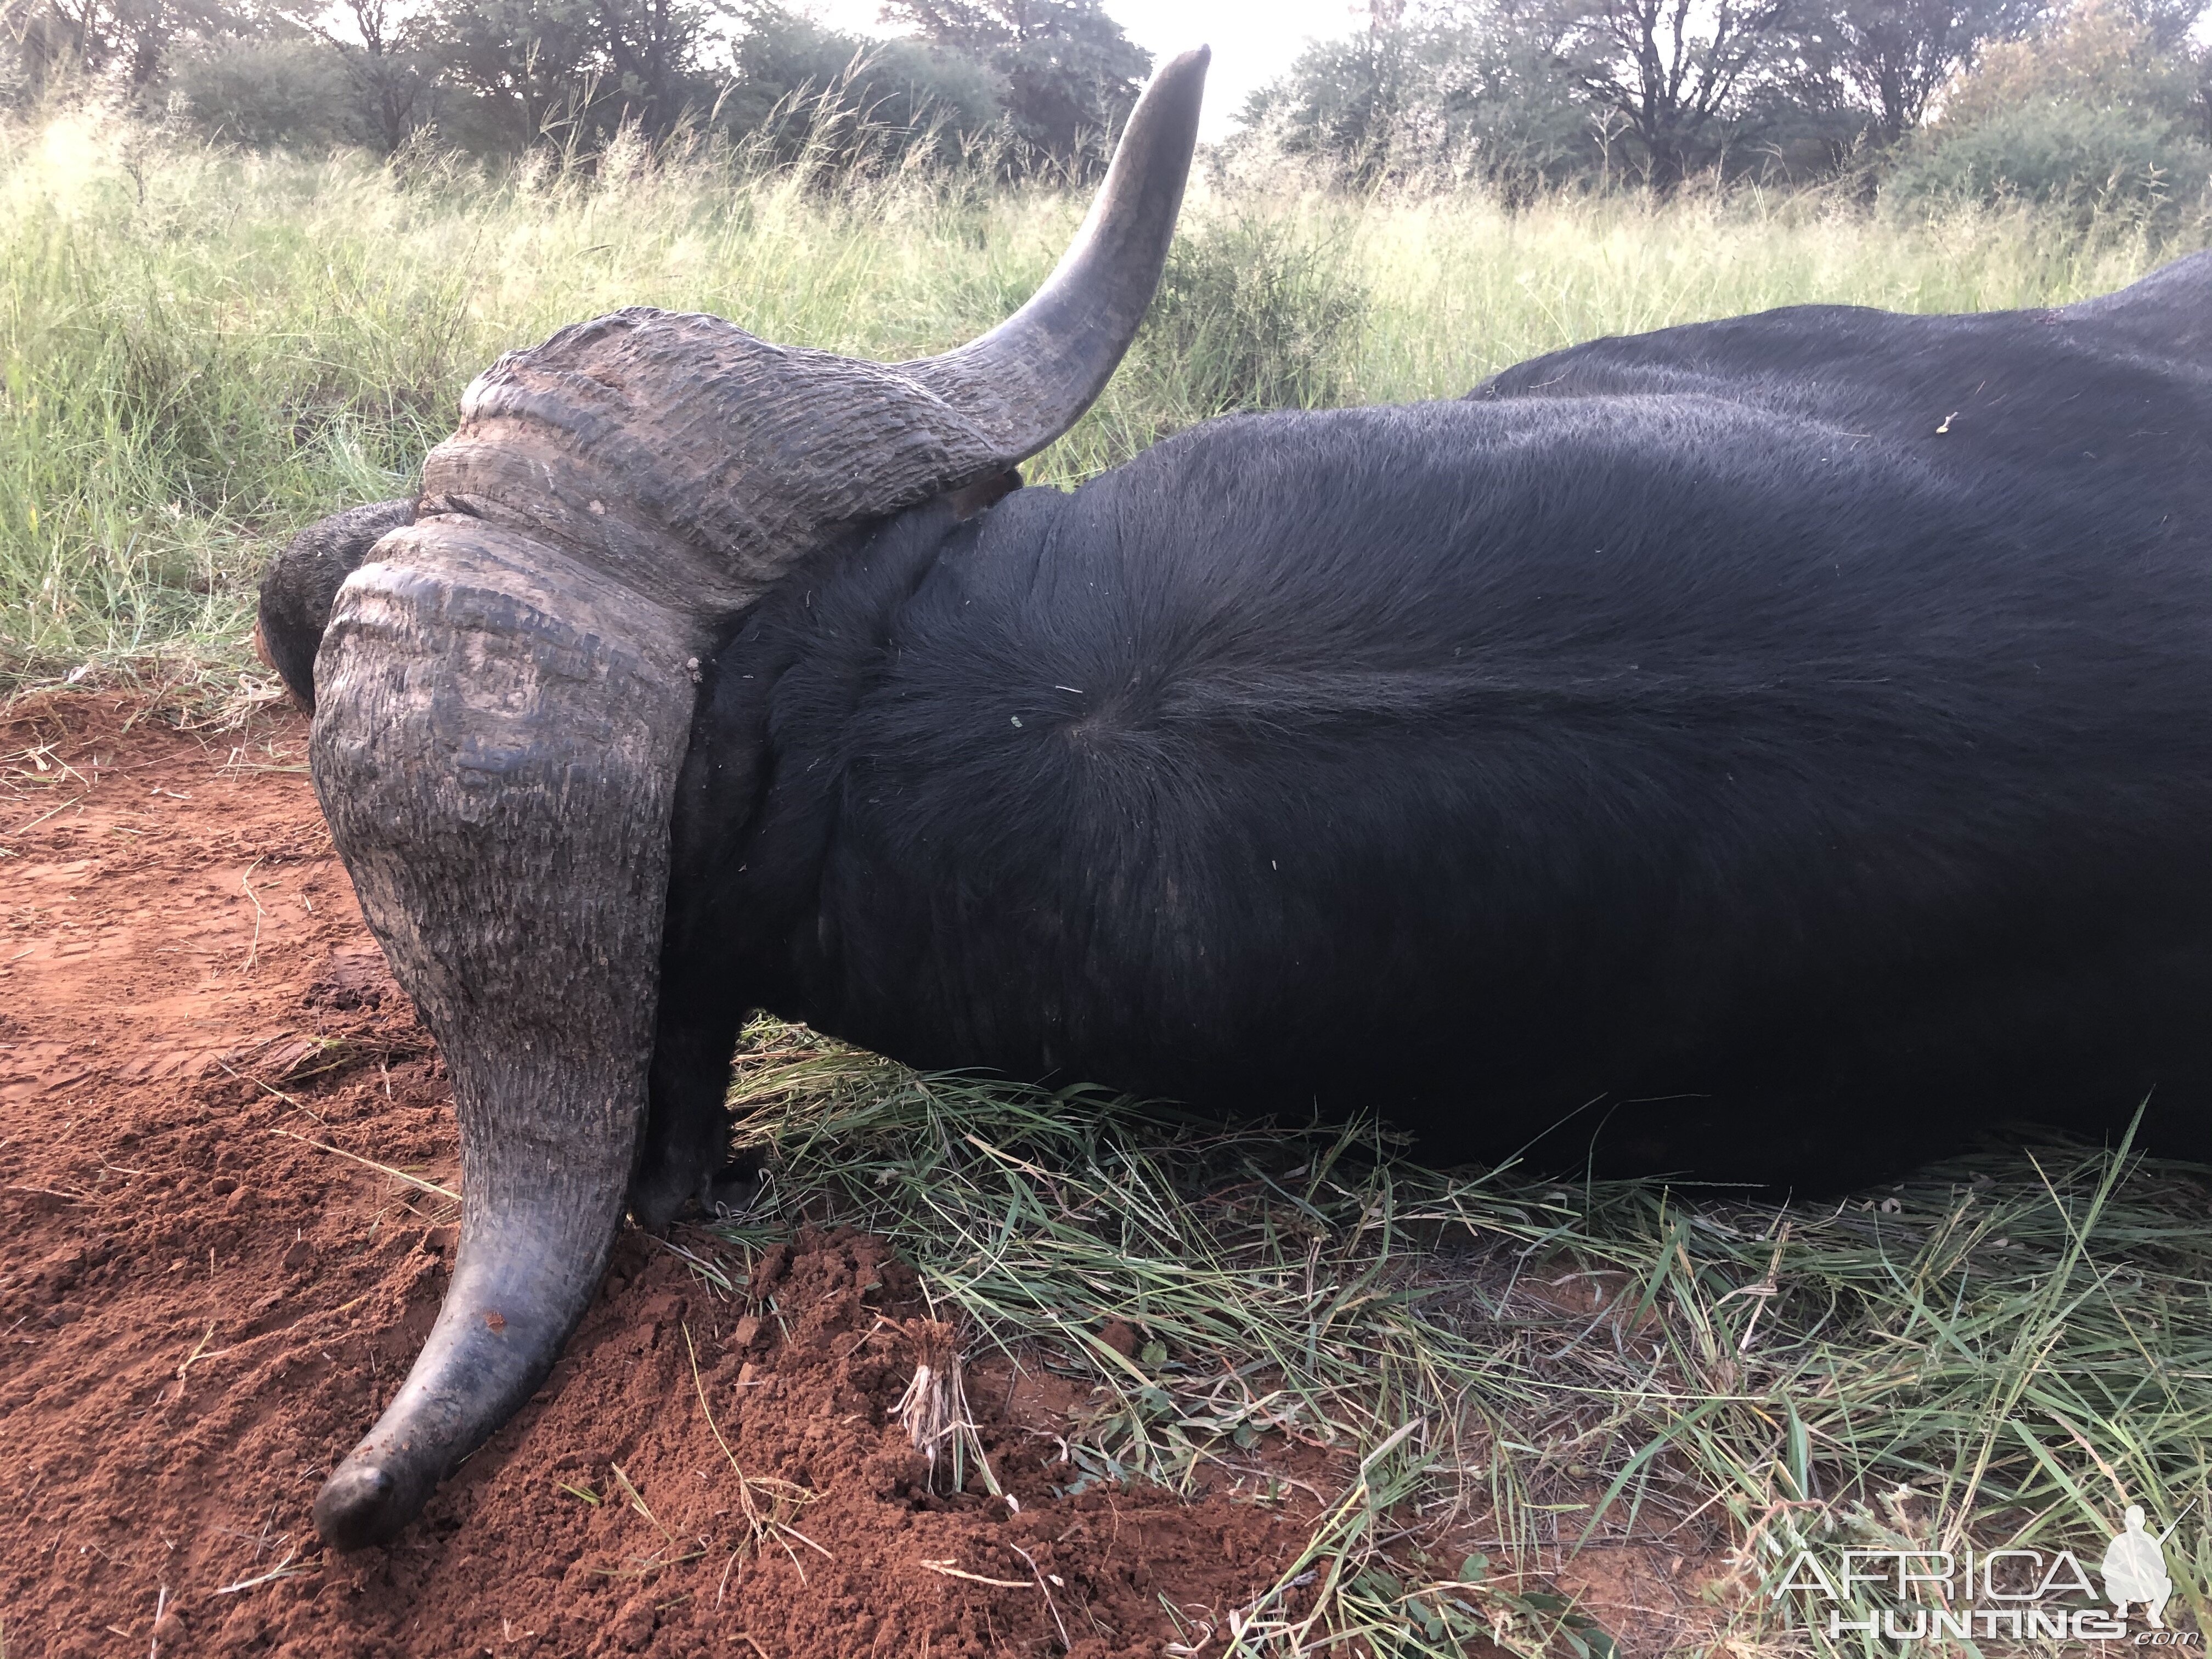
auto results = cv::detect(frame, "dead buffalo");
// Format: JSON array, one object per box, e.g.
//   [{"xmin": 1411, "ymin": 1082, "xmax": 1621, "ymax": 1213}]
[{"xmin": 257, "ymin": 48, "xmax": 2212, "ymax": 1550}]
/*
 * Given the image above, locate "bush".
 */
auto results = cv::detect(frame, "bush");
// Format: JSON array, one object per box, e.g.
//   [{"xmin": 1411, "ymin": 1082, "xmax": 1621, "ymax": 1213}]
[
  {"xmin": 721, "ymin": 9, "xmax": 1008, "ymax": 171},
  {"xmin": 1235, "ymin": 19, "xmax": 1603, "ymax": 194},
  {"xmin": 168, "ymin": 37, "xmax": 359, "ymax": 149},
  {"xmin": 1884, "ymin": 0, "xmax": 2212, "ymax": 220},
  {"xmin": 1126, "ymin": 211, "xmax": 1369, "ymax": 425},
  {"xmin": 1940, "ymin": 0, "xmax": 2204, "ymax": 131},
  {"xmin": 1884, "ymin": 96, "xmax": 2211, "ymax": 218}
]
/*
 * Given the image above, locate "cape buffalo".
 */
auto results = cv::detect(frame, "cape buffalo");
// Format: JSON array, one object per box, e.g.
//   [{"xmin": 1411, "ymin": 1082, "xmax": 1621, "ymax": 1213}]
[{"xmin": 256, "ymin": 48, "xmax": 2212, "ymax": 1549}]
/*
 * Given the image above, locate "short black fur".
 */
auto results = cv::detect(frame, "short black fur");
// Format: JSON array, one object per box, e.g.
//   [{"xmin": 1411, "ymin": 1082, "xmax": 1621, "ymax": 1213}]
[{"xmin": 653, "ymin": 253, "xmax": 2212, "ymax": 1194}]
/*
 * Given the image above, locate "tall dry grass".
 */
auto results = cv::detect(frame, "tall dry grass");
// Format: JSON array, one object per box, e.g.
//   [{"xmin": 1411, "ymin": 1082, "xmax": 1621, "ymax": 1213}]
[{"xmin": 0, "ymin": 109, "xmax": 2199, "ymax": 692}]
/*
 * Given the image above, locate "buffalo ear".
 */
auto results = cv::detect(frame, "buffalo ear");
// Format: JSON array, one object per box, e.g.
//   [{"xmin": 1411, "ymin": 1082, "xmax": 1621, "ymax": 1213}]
[
  {"xmin": 256, "ymin": 499, "xmax": 416, "ymax": 708},
  {"xmin": 945, "ymin": 469, "xmax": 1023, "ymax": 520}
]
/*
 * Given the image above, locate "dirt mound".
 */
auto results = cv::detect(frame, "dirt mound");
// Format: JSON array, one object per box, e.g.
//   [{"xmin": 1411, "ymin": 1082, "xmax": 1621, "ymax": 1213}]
[{"xmin": 0, "ymin": 693, "xmax": 1308, "ymax": 1658}]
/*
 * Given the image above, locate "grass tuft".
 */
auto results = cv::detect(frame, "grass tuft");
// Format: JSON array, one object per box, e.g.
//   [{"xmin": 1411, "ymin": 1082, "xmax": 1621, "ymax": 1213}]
[{"xmin": 702, "ymin": 1022, "xmax": 2212, "ymax": 1653}]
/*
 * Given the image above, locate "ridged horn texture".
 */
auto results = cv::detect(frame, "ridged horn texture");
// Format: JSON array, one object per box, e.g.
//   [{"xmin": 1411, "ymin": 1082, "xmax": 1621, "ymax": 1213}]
[{"xmin": 306, "ymin": 46, "xmax": 1207, "ymax": 1553}]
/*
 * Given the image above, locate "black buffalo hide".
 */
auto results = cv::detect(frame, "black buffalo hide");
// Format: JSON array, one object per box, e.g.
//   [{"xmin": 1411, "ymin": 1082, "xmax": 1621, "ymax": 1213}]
[{"xmin": 654, "ymin": 256, "xmax": 2212, "ymax": 1190}]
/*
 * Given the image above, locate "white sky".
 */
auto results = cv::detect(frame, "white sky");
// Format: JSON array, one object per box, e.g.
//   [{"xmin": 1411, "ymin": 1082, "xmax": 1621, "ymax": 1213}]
[{"xmin": 800, "ymin": 0, "xmax": 1371, "ymax": 140}]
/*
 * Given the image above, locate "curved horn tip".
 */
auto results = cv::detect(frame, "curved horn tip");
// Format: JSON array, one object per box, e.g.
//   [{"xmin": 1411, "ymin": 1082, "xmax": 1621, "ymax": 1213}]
[
  {"xmin": 1127, "ymin": 46, "xmax": 1209, "ymax": 154},
  {"xmin": 313, "ymin": 1457, "xmax": 424, "ymax": 1551},
  {"xmin": 905, "ymin": 41, "xmax": 1211, "ymax": 462},
  {"xmin": 1162, "ymin": 44, "xmax": 1211, "ymax": 82}
]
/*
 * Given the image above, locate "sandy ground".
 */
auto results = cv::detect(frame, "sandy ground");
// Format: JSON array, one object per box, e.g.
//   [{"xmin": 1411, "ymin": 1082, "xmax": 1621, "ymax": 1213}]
[
  {"xmin": 1, "ymin": 690, "xmax": 1735, "ymax": 1658},
  {"xmin": 1, "ymin": 693, "xmax": 1346, "ymax": 1659}
]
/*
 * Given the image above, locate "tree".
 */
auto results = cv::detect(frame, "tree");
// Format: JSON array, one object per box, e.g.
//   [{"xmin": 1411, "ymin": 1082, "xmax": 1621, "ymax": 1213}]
[
  {"xmin": 2, "ymin": 0, "xmax": 235, "ymax": 92},
  {"xmin": 1809, "ymin": 0, "xmax": 2041, "ymax": 143},
  {"xmin": 416, "ymin": 0, "xmax": 596, "ymax": 144},
  {"xmin": 1555, "ymin": 0, "xmax": 1800, "ymax": 186},
  {"xmin": 1239, "ymin": 2, "xmax": 1599, "ymax": 188},
  {"xmin": 1940, "ymin": 0, "xmax": 2203, "ymax": 128},
  {"xmin": 878, "ymin": 0, "xmax": 1150, "ymax": 167},
  {"xmin": 169, "ymin": 31, "xmax": 356, "ymax": 144},
  {"xmin": 721, "ymin": 4, "xmax": 1005, "ymax": 165},
  {"xmin": 281, "ymin": 0, "xmax": 436, "ymax": 152},
  {"xmin": 2125, "ymin": 0, "xmax": 2209, "ymax": 53},
  {"xmin": 415, "ymin": 0, "xmax": 721, "ymax": 145},
  {"xmin": 1239, "ymin": 28, "xmax": 1418, "ymax": 179},
  {"xmin": 1883, "ymin": 0, "xmax": 2212, "ymax": 214},
  {"xmin": 2194, "ymin": 40, "xmax": 2209, "ymax": 144},
  {"xmin": 591, "ymin": 0, "xmax": 711, "ymax": 133}
]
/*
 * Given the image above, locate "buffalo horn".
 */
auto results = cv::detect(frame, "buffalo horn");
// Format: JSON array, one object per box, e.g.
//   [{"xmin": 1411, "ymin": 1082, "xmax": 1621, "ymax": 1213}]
[
  {"xmin": 305, "ymin": 47, "xmax": 1207, "ymax": 1551},
  {"xmin": 908, "ymin": 46, "xmax": 1211, "ymax": 458}
]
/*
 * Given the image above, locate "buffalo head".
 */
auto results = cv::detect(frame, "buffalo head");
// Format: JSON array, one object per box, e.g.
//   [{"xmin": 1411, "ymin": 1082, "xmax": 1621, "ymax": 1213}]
[{"xmin": 270, "ymin": 48, "xmax": 1209, "ymax": 1551}]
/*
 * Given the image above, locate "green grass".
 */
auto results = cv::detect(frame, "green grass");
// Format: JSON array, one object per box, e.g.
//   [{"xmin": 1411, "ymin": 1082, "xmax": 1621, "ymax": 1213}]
[
  {"xmin": 701, "ymin": 1029, "xmax": 2212, "ymax": 1655},
  {"xmin": 1, "ymin": 108, "xmax": 2202, "ymax": 695},
  {"xmin": 8, "ymin": 109, "xmax": 2212, "ymax": 1654}
]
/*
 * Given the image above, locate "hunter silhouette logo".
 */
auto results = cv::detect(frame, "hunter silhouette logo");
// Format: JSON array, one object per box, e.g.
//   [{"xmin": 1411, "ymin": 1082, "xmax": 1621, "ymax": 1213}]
[
  {"xmin": 2103, "ymin": 1506, "xmax": 2177, "ymax": 1628},
  {"xmin": 1774, "ymin": 1502, "xmax": 2199, "ymax": 1644}
]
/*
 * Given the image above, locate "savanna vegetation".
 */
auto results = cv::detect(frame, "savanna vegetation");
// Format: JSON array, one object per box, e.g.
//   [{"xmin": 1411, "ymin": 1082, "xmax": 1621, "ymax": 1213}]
[
  {"xmin": 3, "ymin": 109, "xmax": 2201, "ymax": 695},
  {"xmin": 5, "ymin": 0, "xmax": 2212, "ymax": 1648},
  {"xmin": 3, "ymin": 0, "xmax": 2208, "ymax": 193}
]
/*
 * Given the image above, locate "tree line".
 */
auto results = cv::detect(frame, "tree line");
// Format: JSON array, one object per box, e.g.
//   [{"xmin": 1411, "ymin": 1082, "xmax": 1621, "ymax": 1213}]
[
  {"xmin": 0, "ymin": 0, "xmax": 1153, "ymax": 171},
  {"xmin": 1243, "ymin": 0, "xmax": 2211, "ymax": 202},
  {"xmin": 2, "ymin": 0, "xmax": 2207, "ymax": 205}
]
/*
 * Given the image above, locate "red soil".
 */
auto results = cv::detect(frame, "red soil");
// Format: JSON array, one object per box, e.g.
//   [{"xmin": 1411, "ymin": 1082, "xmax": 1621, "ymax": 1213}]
[{"xmin": 0, "ymin": 694, "xmax": 1314, "ymax": 1658}]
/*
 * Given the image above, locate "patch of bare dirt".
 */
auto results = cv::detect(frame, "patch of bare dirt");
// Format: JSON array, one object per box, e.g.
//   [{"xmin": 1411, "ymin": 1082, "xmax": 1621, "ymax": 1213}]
[{"xmin": 1, "ymin": 692, "xmax": 1328, "ymax": 1658}]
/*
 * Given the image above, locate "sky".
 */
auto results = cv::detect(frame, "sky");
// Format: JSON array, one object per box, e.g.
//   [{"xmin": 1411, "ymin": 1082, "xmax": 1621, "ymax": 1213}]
[{"xmin": 800, "ymin": 0, "xmax": 1371, "ymax": 140}]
